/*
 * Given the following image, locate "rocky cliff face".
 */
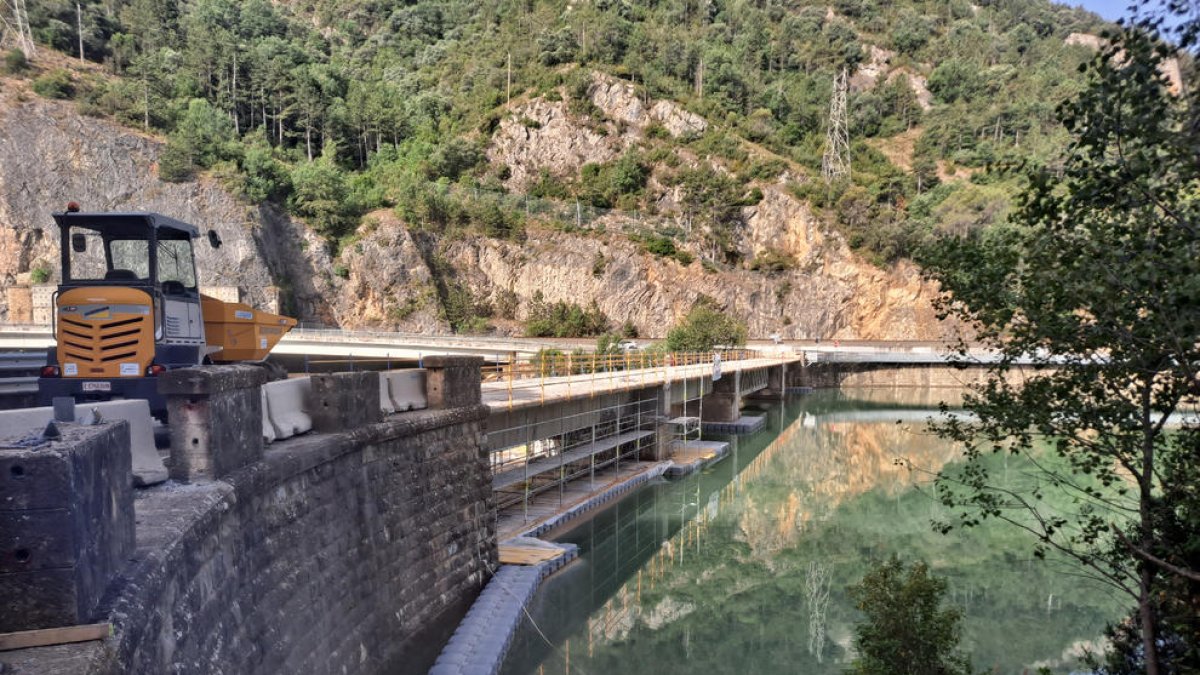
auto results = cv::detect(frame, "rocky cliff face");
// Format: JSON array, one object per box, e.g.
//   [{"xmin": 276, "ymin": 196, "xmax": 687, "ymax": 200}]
[
  {"xmin": 0, "ymin": 80, "xmax": 336, "ymax": 323},
  {"xmin": 0, "ymin": 73, "xmax": 952, "ymax": 340},
  {"xmin": 427, "ymin": 224, "xmax": 945, "ymax": 340}
]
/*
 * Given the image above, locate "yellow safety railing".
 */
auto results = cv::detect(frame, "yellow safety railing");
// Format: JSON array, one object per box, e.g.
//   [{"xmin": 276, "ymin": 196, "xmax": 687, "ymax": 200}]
[
  {"xmin": 479, "ymin": 348, "xmax": 776, "ymax": 408},
  {"xmin": 478, "ymin": 349, "xmax": 763, "ymax": 383}
]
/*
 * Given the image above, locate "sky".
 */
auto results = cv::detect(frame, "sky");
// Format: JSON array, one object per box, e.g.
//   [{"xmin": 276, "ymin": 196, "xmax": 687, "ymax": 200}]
[
  {"xmin": 1073, "ymin": 0, "xmax": 1139, "ymax": 21},
  {"xmin": 1068, "ymin": 0, "xmax": 1191, "ymax": 28}
]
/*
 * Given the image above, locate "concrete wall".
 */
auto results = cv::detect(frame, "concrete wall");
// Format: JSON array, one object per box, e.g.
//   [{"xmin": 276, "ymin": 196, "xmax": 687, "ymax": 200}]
[
  {"xmin": 790, "ymin": 362, "xmax": 1041, "ymax": 389},
  {"xmin": 4, "ymin": 361, "xmax": 495, "ymax": 675}
]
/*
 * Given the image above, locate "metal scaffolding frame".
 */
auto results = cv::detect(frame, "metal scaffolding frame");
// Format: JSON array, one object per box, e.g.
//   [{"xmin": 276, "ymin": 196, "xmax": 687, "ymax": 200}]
[
  {"xmin": 667, "ymin": 375, "xmax": 705, "ymax": 450},
  {"xmin": 489, "ymin": 394, "xmax": 661, "ymax": 518}
]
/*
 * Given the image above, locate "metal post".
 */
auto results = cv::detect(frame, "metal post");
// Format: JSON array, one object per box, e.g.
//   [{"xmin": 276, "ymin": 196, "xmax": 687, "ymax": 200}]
[
  {"xmin": 558, "ymin": 415, "xmax": 566, "ymax": 507},
  {"xmin": 508, "ymin": 351, "xmax": 516, "ymax": 410}
]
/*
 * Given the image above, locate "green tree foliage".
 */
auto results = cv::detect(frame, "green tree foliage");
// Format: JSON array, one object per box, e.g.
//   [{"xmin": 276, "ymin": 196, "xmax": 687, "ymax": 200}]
[
  {"xmin": 892, "ymin": 10, "xmax": 933, "ymax": 54},
  {"xmin": 847, "ymin": 557, "xmax": 972, "ymax": 675},
  {"xmin": 31, "ymin": 70, "xmax": 76, "ymax": 99},
  {"xmin": 159, "ymin": 98, "xmax": 238, "ymax": 181},
  {"xmin": 595, "ymin": 333, "xmax": 622, "ymax": 355},
  {"xmin": 664, "ymin": 301, "xmax": 747, "ymax": 351},
  {"xmin": 524, "ymin": 291, "xmax": 609, "ymax": 338},
  {"xmin": 918, "ymin": 25, "xmax": 1200, "ymax": 675},
  {"xmin": 578, "ymin": 153, "xmax": 649, "ymax": 208},
  {"xmin": 236, "ymin": 135, "xmax": 292, "ymax": 202},
  {"xmin": 289, "ymin": 146, "xmax": 356, "ymax": 239},
  {"xmin": 927, "ymin": 59, "xmax": 985, "ymax": 104},
  {"xmin": 2, "ymin": 49, "xmax": 28, "ymax": 74}
]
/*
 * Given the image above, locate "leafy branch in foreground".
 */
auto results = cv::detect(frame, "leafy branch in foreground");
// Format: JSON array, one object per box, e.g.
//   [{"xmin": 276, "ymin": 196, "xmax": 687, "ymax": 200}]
[{"xmin": 917, "ymin": 24, "xmax": 1200, "ymax": 675}]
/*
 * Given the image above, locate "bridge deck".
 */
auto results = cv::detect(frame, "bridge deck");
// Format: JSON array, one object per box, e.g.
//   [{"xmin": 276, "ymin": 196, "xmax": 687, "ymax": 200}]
[{"xmin": 480, "ymin": 357, "xmax": 795, "ymax": 411}]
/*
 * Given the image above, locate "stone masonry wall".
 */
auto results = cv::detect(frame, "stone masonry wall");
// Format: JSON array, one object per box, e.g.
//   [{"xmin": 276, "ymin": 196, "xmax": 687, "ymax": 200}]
[
  {"xmin": 109, "ymin": 407, "xmax": 495, "ymax": 674},
  {"xmin": 3, "ymin": 403, "xmax": 495, "ymax": 675}
]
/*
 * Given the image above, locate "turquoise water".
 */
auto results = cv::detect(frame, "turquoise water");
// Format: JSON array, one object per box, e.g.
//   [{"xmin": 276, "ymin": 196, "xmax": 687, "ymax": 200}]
[{"xmin": 499, "ymin": 391, "xmax": 1122, "ymax": 675}]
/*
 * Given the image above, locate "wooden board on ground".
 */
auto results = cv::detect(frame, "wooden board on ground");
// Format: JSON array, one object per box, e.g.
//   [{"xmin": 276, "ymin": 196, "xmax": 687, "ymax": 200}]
[
  {"xmin": 0, "ymin": 623, "xmax": 111, "ymax": 651},
  {"xmin": 499, "ymin": 543, "xmax": 567, "ymax": 566},
  {"xmin": 670, "ymin": 448, "xmax": 717, "ymax": 463}
]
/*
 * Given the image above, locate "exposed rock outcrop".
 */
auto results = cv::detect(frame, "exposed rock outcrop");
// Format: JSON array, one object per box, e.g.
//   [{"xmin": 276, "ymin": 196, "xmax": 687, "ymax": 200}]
[
  {"xmin": 0, "ymin": 73, "xmax": 952, "ymax": 341},
  {"xmin": 589, "ymin": 73, "xmax": 707, "ymax": 138},
  {"xmin": 488, "ymin": 96, "xmax": 631, "ymax": 190},
  {"xmin": 850, "ymin": 45, "xmax": 896, "ymax": 92},
  {"xmin": 0, "ymin": 82, "xmax": 337, "ymax": 323},
  {"xmin": 488, "ymin": 72, "xmax": 709, "ymax": 192}
]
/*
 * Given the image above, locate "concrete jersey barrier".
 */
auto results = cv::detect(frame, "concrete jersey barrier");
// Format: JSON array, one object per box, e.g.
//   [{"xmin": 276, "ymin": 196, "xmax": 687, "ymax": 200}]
[
  {"xmin": 261, "ymin": 387, "xmax": 276, "ymax": 444},
  {"xmin": 0, "ymin": 399, "xmax": 167, "ymax": 486},
  {"xmin": 378, "ymin": 372, "xmax": 396, "ymax": 415},
  {"xmin": 385, "ymin": 369, "xmax": 428, "ymax": 412},
  {"xmin": 263, "ymin": 377, "xmax": 313, "ymax": 442}
]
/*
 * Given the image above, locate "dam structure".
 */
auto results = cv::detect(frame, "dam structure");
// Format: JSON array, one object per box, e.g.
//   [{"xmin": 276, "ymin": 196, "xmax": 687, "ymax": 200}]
[{"xmin": 1, "ymin": 347, "xmax": 817, "ymax": 674}]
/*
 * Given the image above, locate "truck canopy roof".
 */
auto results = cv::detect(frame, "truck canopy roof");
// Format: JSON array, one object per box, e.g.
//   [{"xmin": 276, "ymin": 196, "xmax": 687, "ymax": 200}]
[{"xmin": 52, "ymin": 212, "xmax": 199, "ymax": 240}]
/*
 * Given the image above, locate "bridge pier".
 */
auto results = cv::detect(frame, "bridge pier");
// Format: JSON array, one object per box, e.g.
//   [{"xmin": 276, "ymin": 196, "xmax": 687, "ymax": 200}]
[
  {"xmin": 700, "ymin": 371, "xmax": 741, "ymax": 423},
  {"xmin": 749, "ymin": 364, "xmax": 788, "ymax": 400}
]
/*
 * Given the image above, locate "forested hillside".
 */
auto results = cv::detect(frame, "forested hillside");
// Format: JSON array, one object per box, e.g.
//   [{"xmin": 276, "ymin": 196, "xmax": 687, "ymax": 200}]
[{"xmin": 4, "ymin": 0, "xmax": 1116, "ymax": 335}]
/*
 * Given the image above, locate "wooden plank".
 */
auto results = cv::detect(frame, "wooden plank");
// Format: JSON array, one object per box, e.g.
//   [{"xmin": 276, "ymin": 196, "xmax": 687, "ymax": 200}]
[
  {"xmin": 499, "ymin": 544, "xmax": 565, "ymax": 565},
  {"xmin": 0, "ymin": 623, "xmax": 112, "ymax": 651}
]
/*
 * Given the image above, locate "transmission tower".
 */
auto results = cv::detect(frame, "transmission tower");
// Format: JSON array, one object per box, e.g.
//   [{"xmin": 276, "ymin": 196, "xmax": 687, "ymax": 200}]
[{"xmin": 821, "ymin": 67, "xmax": 850, "ymax": 184}]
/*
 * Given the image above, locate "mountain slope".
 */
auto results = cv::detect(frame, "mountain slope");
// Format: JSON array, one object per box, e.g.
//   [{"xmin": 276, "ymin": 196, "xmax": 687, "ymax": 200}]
[{"xmin": 0, "ymin": 0, "xmax": 1121, "ymax": 338}]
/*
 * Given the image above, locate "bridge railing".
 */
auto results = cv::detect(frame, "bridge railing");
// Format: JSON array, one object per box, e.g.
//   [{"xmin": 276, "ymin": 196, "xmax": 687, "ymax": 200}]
[
  {"xmin": 481, "ymin": 348, "xmax": 785, "ymax": 407},
  {"xmin": 481, "ymin": 349, "xmax": 761, "ymax": 382}
]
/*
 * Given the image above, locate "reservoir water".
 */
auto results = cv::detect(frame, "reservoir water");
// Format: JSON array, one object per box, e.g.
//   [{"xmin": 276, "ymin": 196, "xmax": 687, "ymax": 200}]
[{"xmin": 499, "ymin": 390, "xmax": 1122, "ymax": 675}]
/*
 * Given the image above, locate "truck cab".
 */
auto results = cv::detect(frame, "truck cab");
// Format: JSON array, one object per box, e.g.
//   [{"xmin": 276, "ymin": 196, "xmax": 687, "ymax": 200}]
[
  {"xmin": 38, "ymin": 212, "xmax": 207, "ymax": 411},
  {"xmin": 37, "ymin": 209, "xmax": 295, "ymax": 417}
]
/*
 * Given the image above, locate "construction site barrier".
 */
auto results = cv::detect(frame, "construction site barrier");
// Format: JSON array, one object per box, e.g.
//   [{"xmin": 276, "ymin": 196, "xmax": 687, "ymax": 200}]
[
  {"xmin": 263, "ymin": 377, "xmax": 313, "ymax": 441},
  {"xmin": 261, "ymin": 387, "xmax": 276, "ymax": 444},
  {"xmin": 0, "ymin": 399, "xmax": 167, "ymax": 486},
  {"xmin": 378, "ymin": 372, "xmax": 396, "ymax": 415},
  {"xmin": 384, "ymin": 369, "xmax": 428, "ymax": 412}
]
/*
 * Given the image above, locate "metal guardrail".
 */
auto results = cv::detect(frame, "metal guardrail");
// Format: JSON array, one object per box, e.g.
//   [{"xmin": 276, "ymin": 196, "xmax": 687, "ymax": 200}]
[
  {"xmin": 0, "ymin": 351, "xmax": 45, "ymax": 396},
  {"xmin": 0, "ymin": 376, "xmax": 37, "ymax": 394}
]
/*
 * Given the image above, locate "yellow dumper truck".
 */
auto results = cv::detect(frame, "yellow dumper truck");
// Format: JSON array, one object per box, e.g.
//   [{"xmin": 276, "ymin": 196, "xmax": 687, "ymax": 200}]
[{"xmin": 37, "ymin": 207, "xmax": 296, "ymax": 417}]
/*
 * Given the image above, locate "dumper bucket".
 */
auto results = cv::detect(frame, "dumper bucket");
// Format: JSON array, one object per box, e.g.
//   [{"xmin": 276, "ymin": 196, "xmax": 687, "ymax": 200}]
[{"xmin": 200, "ymin": 294, "xmax": 297, "ymax": 362}]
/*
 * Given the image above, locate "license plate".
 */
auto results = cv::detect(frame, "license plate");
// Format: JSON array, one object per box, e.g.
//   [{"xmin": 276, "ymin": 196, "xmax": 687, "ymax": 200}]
[{"xmin": 82, "ymin": 381, "xmax": 112, "ymax": 393}]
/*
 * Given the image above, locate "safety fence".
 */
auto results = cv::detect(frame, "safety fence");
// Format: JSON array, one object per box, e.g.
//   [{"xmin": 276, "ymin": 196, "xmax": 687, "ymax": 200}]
[{"xmin": 482, "ymin": 349, "xmax": 768, "ymax": 408}]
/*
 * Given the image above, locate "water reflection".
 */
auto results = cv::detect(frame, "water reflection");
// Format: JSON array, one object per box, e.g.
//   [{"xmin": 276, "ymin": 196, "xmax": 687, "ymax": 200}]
[{"xmin": 500, "ymin": 391, "xmax": 1120, "ymax": 675}]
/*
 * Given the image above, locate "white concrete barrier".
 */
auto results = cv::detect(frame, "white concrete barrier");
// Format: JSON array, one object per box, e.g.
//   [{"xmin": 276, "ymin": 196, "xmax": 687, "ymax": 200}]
[
  {"xmin": 385, "ymin": 369, "xmax": 427, "ymax": 412},
  {"xmin": 261, "ymin": 387, "xmax": 276, "ymax": 444},
  {"xmin": 0, "ymin": 400, "xmax": 167, "ymax": 486},
  {"xmin": 263, "ymin": 376, "xmax": 313, "ymax": 441},
  {"xmin": 379, "ymin": 372, "xmax": 396, "ymax": 415}
]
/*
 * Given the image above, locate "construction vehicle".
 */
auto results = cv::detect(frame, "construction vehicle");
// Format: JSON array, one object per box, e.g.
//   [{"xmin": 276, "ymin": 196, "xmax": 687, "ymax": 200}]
[{"xmin": 37, "ymin": 206, "xmax": 297, "ymax": 417}]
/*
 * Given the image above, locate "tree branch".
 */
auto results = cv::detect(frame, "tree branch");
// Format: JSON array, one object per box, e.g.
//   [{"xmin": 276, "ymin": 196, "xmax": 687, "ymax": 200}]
[{"xmin": 1115, "ymin": 530, "xmax": 1200, "ymax": 583}]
